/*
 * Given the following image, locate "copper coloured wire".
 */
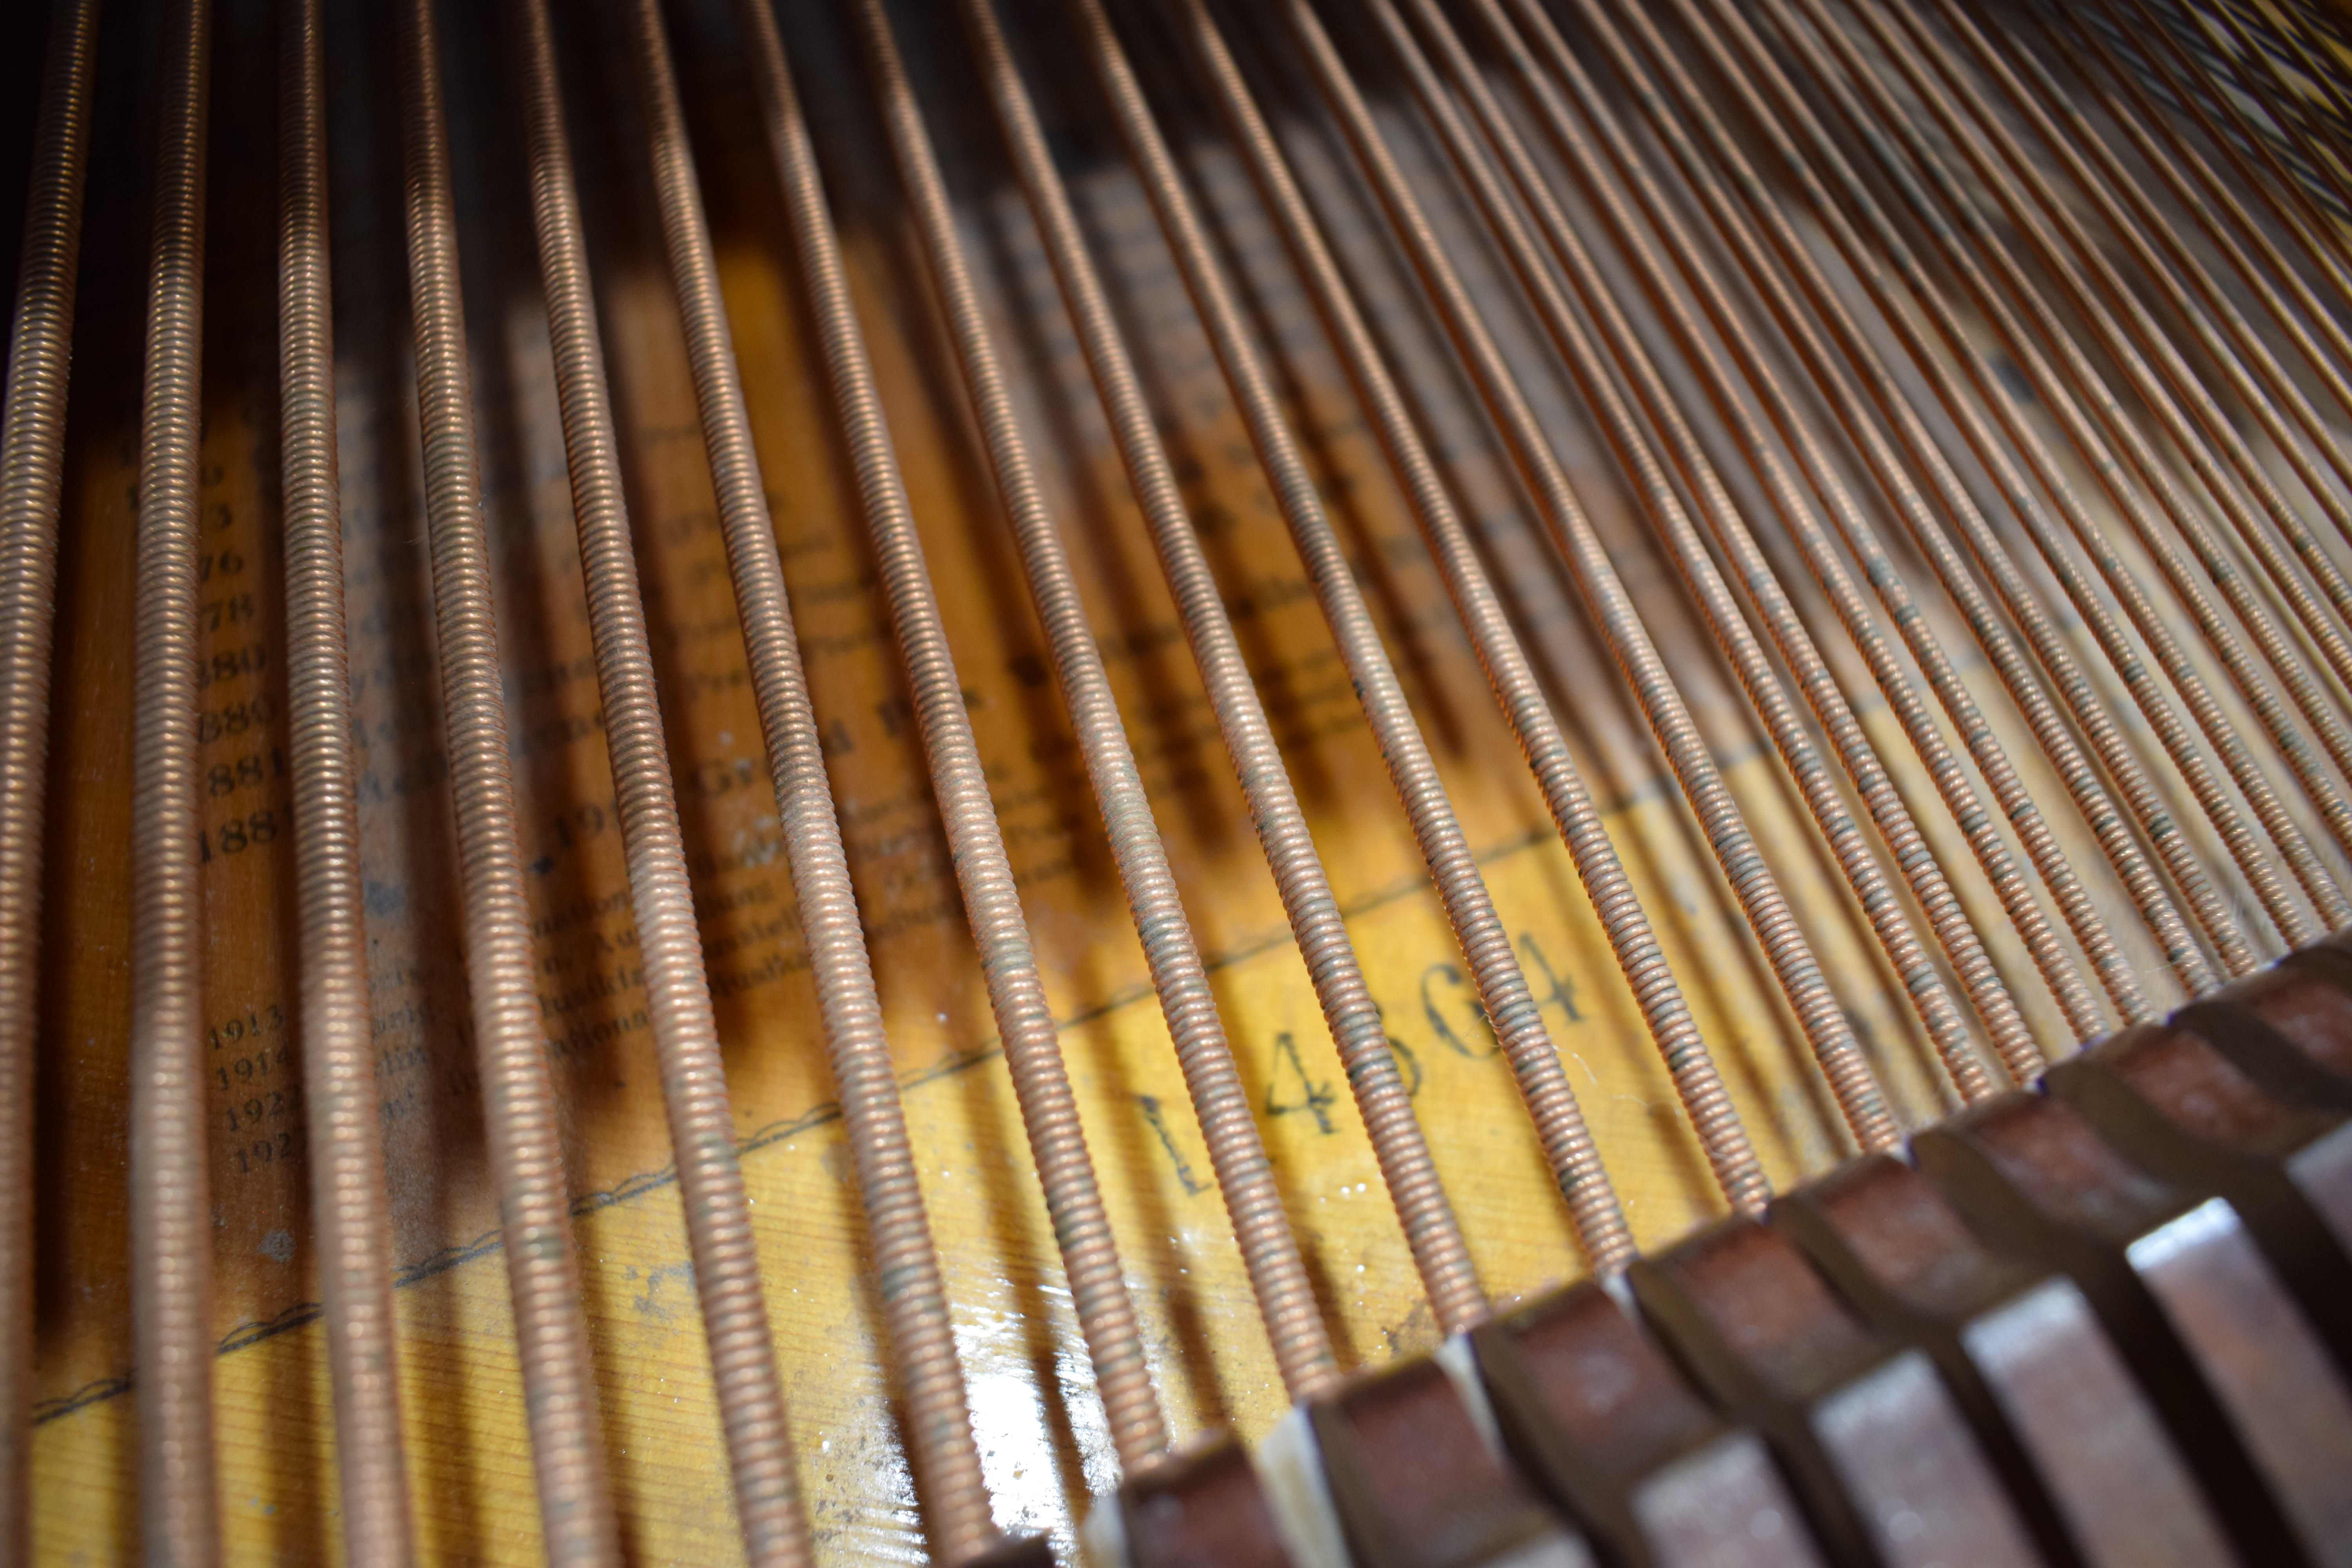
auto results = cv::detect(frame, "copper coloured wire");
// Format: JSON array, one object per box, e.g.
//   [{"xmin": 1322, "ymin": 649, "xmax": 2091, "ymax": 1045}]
[
  {"xmin": 1836, "ymin": 13, "xmax": 2352, "ymax": 963},
  {"xmin": 1814, "ymin": 0, "xmax": 2352, "ymax": 769},
  {"xmin": 1903, "ymin": 0, "xmax": 2352, "ymax": 703},
  {"xmin": 1713, "ymin": 0, "xmax": 2350, "ymax": 939},
  {"xmin": 2209, "ymin": 0, "xmax": 2352, "ymax": 173},
  {"xmin": 1769, "ymin": 12, "xmax": 2352, "ymax": 959},
  {"xmin": 1413, "ymin": 0, "xmax": 2128, "ymax": 1050},
  {"xmin": 0, "ymin": 0, "xmax": 99, "ymax": 1548},
  {"xmin": 2267, "ymin": 5, "xmax": 2352, "ymax": 134},
  {"xmin": 1469, "ymin": 0, "xmax": 2219, "ymax": 999},
  {"xmin": 617, "ymin": 0, "xmax": 1003, "ymax": 1554},
  {"xmin": 2123, "ymin": 0, "xmax": 2352, "ymax": 279},
  {"xmin": 2250, "ymin": 3, "xmax": 2352, "ymax": 164},
  {"xmin": 1926, "ymin": 0, "xmax": 2352, "ymax": 497},
  {"xmin": 130, "ymin": 0, "xmax": 217, "ymax": 1558},
  {"xmin": 1453, "ymin": 0, "xmax": 2197, "ymax": 1025},
  {"xmin": 2198, "ymin": 0, "xmax": 2352, "ymax": 207},
  {"xmin": 511, "ymin": 2, "xmax": 811, "ymax": 1560},
  {"xmin": 2030, "ymin": 0, "xmax": 2352, "ymax": 515},
  {"xmin": 278, "ymin": 0, "xmax": 413, "ymax": 1559},
  {"xmin": 1553, "ymin": 0, "xmax": 2270, "ymax": 976},
  {"xmin": 1753, "ymin": 0, "xmax": 2352, "ymax": 913},
  {"xmin": 1280, "ymin": 0, "xmax": 1902, "ymax": 1152},
  {"xmin": 1172, "ymin": 0, "xmax": 1773, "ymax": 1217},
  {"xmin": 393, "ymin": 0, "xmax": 619, "ymax": 1558},
  {"xmin": 851, "ymin": 0, "xmax": 1347, "ymax": 1394},
  {"xmin": 1388, "ymin": 0, "xmax": 2096, "ymax": 1075},
  {"xmin": 1747, "ymin": 0, "xmax": 2352, "ymax": 952},
  {"xmin": 1372, "ymin": 0, "xmax": 2015, "ymax": 1081},
  {"xmin": 955, "ymin": 0, "xmax": 1492, "ymax": 1333},
  {"xmin": 1604, "ymin": 0, "xmax": 2332, "ymax": 951},
  {"xmin": 41, "ymin": 0, "xmax": 2352, "ymax": 1552},
  {"xmin": 1900, "ymin": 0, "xmax": 2352, "ymax": 762},
  {"xmin": 722, "ymin": 0, "xmax": 1171, "ymax": 1473},
  {"xmin": 2012, "ymin": 0, "xmax": 2352, "ymax": 471},
  {"xmin": 2082, "ymin": 0, "xmax": 2352, "ymax": 547},
  {"xmin": 1067, "ymin": 0, "xmax": 1637, "ymax": 1268},
  {"xmin": 1848, "ymin": 0, "xmax": 2352, "ymax": 509}
]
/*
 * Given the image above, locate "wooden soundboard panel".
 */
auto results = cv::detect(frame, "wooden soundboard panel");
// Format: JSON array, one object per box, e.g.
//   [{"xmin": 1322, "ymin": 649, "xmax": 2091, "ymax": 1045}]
[{"xmin": 20, "ymin": 0, "xmax": 2301, "ymax": 1557}]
